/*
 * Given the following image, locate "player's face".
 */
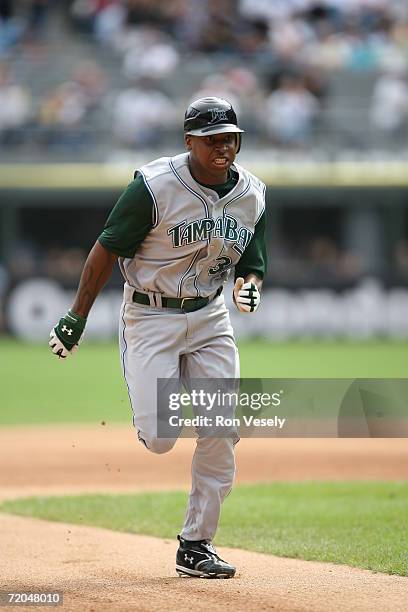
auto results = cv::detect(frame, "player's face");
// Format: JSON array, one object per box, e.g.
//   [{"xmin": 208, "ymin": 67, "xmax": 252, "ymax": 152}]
[{"xmin": 185, "ymin": 132, "xmax": 238, "ymax": 184}]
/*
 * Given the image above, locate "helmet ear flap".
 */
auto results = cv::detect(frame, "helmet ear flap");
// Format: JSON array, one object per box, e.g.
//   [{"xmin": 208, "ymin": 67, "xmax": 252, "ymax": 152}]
[{"xmin": 236, "ymin": 133, "xmax": 241, "ymax": 154}]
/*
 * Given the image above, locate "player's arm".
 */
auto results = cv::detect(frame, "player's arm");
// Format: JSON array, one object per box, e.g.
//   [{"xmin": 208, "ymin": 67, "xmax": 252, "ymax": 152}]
[
  {"xmin": 72, "ymin": 241, "xmax": 118, "ymax": 318},
  {"xmin": 233, "ymin": 209, "xmax": 267, "ymax": 313},
  {"xmin": 49, "ymin": 173, "xmax": 154, "ymax": 358},
  {"xmin": 49, "ymin": 242, "xmax": 117, "ymax": 358}
]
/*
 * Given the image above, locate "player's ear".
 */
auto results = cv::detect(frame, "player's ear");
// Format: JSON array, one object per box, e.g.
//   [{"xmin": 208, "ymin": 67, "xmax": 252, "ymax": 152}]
[
  {"xmin": 185, "ymin": 134, "xmax": 192, "ymax": 150},
  {"xmin": 235, "ymin": 133, "xmax": 241, "ymax": 154}
]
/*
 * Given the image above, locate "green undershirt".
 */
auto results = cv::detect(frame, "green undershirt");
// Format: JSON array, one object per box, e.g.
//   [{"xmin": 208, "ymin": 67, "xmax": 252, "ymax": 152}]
[{"xmin": 198, "ymin": 168, "xmax": 239, "ymax": 199}]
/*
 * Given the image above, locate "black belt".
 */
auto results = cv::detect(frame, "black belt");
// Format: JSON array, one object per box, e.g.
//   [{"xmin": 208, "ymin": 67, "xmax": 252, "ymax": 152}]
[{"xmin": 132, "ymin": 287, "xmax": 223, "ymax": 313}]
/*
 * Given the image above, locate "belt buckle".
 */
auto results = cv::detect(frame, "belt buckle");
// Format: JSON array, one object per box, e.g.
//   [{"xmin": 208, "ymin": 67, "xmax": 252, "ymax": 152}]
[{"xmin": 180, "ymin": 297, "xmax": 195, "ymax": 310}]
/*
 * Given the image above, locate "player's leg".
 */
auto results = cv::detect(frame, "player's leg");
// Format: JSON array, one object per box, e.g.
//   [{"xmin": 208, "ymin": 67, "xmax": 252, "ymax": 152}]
[
  {"xmin": 176, "ymin": 295, "xmax": 239, "ymax": 577},
  {"xmin": 175, "ymin": 295, "xmax": 239, "ymax": 577},
  {"xmin": 119, "ymin": 301, "xmax": 184, "ymax": 454}
]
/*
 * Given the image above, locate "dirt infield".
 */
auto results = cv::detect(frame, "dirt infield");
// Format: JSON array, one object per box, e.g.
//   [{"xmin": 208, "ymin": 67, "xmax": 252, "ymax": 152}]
[{"xmin": 1, "ymin": 425, "xmax": 407, "ymax": 611}]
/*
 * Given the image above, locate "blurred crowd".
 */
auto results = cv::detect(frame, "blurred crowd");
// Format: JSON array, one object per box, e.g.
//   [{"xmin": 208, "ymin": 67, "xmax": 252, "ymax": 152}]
[
  {"xmin": 66, "ymin": 0, "xmax": 408, "ymax": 70},
  {"xmin": 0, "ymin": 0, "xmax": 407, "ymax": 154}
]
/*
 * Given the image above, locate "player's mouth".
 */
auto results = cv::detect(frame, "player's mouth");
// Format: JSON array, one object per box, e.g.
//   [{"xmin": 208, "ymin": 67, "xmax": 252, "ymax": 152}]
[{"xmin": 212, "ymin": 157, "xmax": 229, "ymax": 168}]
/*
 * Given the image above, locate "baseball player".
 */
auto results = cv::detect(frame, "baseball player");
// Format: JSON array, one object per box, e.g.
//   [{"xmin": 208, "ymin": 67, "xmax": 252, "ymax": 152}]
[{"xmin": 49, "ymin": 97, "xmax": 267, "ymax": 579}]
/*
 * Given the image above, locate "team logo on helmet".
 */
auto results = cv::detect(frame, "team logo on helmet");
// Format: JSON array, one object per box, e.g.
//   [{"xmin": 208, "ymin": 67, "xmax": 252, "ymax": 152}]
[{"xmin": 209, "ymin": 108, "xmax": 229, "ymax": 122}]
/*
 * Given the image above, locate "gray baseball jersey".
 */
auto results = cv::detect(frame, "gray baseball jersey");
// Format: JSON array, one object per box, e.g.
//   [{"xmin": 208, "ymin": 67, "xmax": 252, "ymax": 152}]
[
  {"xmin": 99, "ymin": 152, "xmax": 266, "ymax": 298},
  {"xmin": 100, "ymin": 151, "xmax": 267, "ymax": 542}
]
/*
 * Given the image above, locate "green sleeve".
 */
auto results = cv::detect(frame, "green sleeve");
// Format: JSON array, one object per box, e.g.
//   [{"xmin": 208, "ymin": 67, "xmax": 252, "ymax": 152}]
[
  {"xmin": 234, "ymin": 209, "xmax": 267, "ymax": 281},
  {"xmin": 98, "ymin": 173, "xmax": 154, "ymax": 258}
]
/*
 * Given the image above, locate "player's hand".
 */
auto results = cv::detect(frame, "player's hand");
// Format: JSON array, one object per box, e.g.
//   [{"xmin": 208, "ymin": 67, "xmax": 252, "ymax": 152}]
[
  {"xmin": 49, "ymin": 310, "xmax": 86, "ymax": 359},
  {"xmin": 233, "ymin": 277, "xmax": 261, "ymax": 313}
]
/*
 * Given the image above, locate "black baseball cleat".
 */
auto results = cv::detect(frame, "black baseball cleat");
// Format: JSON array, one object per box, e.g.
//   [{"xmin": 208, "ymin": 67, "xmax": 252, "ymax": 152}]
[{"xmin": 176, "ymin": 535, "xmax": 236, "ymax": 579}]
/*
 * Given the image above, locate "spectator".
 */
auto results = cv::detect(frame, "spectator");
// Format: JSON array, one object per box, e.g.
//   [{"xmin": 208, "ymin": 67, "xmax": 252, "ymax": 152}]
[
  {"xmin": 126, "ymin": 0, "xmax": 187, "ymax": 33},
  {"xmin": 0, "ymin": 0, "xmax": 24, "ymax": 55},
  {"xmin": 94, "ymin": 0, "xmax": 126, "ymax": 46},
  {"xmin": 72, "ymin": 0, "xmax": 189, "ymax": 47},
  {"xmin": 187, "ymin": 0, "xmax": 243, "ymax": 54},
  {"xmin": 189, "ymin": 74, "xmax": 241, "ymax": 117},
  {"xmin": 25, "ymin": 0, "xmax": 52, "ymax": 41},
  {"xmin": 72, "ymin": 59, "xmax": 108, "ymax": 110},
  {"xmin": 69, "ymin": 0, "xmax": 99, "ymax": 33},
  {"xmin": 112, "ymin": 80, "xmax": 174, "ymax": 148},
  {"xmin": 239, "ymin": 0, "xmax": 296, "ymax": 21},
  {"xmin": 0, "ymin": 0, "xmax": 12, "ymax": 20},
  {"xmin": 174, "ymin": 0, "xmax": 209, "ymax": 49},
  {"xmin": 120, "ymin": 27, "xmax": 180, "ymax": 80},
  {"xmin": 264, "ymin": 73, "xmax": 320, "ymax": 146},
  {"xmin": 237, "ymin": 18, "xmax": 271, "ymax": 58},
  {"xmin": 0, "ymin": 64, "xmax": 31, "ymax": 145},
  {"xmin": 70, "ymin": 0, "xmax": 124, "ymax": 39},
  {"xmin": 38, "ymin": 81, "xmax": 89, "ymax": 149},
  {"xmin": 269, "ymin": 15, "xmax": 312, "ymax": 62},
  {"xmin": 189, "ymin": 66, "xmax": 261, "ymax": 126},
  {"xmin": 370, "ymin": 69, "xmax": 408, "ymax": 135}
]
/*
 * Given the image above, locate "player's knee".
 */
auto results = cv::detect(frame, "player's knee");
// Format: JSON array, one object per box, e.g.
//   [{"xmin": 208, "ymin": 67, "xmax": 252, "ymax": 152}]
[{"xmin": 138, "ymin": 435, "xmax": 176, "ymax": 454}]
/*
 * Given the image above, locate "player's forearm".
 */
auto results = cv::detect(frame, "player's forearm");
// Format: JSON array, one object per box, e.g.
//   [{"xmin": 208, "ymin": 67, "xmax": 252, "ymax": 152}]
[{"xmin": 71, "ymin": 241, "xmax": 118, "ymax": 318}]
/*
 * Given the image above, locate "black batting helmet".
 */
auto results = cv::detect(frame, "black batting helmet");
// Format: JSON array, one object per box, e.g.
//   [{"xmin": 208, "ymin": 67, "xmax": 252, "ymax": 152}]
[{"xmin": 184, "ymin": 97, "xmax": 244, "ymax": 152}]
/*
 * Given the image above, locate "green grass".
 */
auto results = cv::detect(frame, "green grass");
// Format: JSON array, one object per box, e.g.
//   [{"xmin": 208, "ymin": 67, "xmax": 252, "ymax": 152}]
[
  {"xmin": 1, "ymin": 482, "xmax": 407, "ymax": 576},
  {"xmin": 1, "ymin": 340, "xmax": 129, "ymax": 425},
  {"xmin": 1, "ymin": 339, "xmax": 408, "ymax": 425}
]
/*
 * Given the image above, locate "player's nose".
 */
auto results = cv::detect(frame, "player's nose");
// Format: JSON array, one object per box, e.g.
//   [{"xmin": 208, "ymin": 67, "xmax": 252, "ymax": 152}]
[{"xmin": 214, "ymin": 141, "xmax": 229, "ymax": 154}]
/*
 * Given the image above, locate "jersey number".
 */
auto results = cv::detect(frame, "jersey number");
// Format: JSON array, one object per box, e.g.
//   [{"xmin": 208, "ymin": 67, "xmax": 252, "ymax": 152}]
[{"xmin": 208, "ymin": 256, "xmax": 232, "ymax": 276}]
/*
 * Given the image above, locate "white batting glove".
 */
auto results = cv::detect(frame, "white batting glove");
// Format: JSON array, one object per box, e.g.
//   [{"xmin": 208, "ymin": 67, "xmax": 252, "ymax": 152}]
[{"xmin": 233, "ymin": 277, "xmax": 261, "ymax": 313}]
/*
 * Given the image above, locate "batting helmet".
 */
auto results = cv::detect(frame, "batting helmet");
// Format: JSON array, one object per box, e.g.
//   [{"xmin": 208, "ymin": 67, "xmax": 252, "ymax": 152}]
[{"xmin": 184, "ymin": 97, "xmax": 244, "ymax": 152}]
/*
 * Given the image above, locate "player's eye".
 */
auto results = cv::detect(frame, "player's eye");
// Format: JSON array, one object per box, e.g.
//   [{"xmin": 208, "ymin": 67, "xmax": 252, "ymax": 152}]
[{"xmin": 206, "ymin": 135, "xmax": 234, "ymax": 146}]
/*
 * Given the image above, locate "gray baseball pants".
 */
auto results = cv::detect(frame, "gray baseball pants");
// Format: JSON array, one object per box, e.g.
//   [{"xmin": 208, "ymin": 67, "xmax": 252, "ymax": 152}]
[{"xmin": 119, "ymin": 284, "xmax": 239, "ymax": 541}]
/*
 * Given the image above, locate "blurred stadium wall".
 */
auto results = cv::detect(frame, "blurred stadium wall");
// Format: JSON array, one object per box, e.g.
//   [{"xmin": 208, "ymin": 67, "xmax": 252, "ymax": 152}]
[{"xmin": 1, "ymin": 1, "xmax": 408, "ymax": 340}]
